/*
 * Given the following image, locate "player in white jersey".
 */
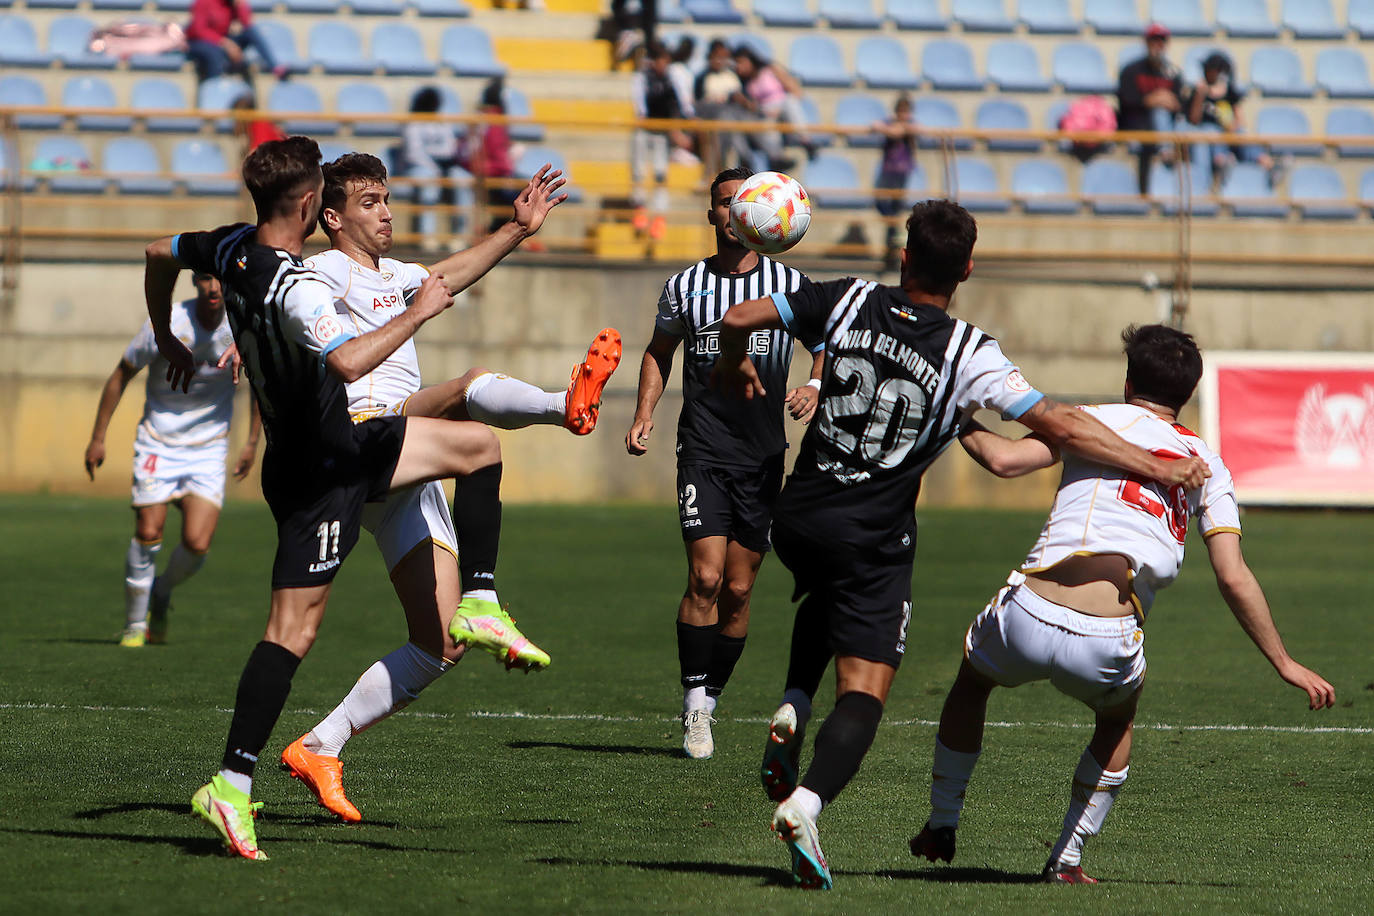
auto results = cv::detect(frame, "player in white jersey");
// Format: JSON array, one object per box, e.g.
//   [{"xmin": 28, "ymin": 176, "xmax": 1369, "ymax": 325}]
[
  {"xmin": 85, "ymin": 272, "xmax": 261, "ymax": 647},
  {"xmin": 912, "ymin": 324, "xmax": 1335, "ymax": 883},
  {"xmin": 279, "ymin": 152, "xmax": 622, "ymax": 822}
]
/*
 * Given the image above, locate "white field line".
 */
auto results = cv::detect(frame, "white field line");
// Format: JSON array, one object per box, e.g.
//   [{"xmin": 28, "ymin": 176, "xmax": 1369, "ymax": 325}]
[{"xmin": 2, "ymin": 703, "xmax": 1369, "ymax": 735}]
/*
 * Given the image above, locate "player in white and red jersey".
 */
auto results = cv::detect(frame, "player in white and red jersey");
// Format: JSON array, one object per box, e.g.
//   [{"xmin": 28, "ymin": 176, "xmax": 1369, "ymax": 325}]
[
  {"xmin": 912, "ymin": 324, "xmax": 1335, "ymax": 884},
  {"xmin": 84, "ymin": 271, "xmax": 260, "ymax": 647},
  {"xmin": 279, "ymin": 152, "xmax": 621, "ymax": 822}
]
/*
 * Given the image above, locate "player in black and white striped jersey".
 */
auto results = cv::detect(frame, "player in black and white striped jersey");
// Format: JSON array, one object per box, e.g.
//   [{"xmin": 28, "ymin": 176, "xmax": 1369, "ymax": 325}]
[{"xmin": 625, "ymin": 167, "xmax": 825, "ymax": 760}]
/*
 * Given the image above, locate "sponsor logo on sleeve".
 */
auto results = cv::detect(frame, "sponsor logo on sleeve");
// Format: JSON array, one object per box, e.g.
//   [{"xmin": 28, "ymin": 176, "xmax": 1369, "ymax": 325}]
[{"xmin": 1005, "ymin": 370, "xmax": 1031, "ymax": 393}]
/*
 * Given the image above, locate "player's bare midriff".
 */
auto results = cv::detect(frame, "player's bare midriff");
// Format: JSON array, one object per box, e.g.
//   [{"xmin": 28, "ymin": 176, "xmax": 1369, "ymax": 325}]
[{"xmin": 1025, "ymin": 553, "xmax": 1137, "ymax": 619}]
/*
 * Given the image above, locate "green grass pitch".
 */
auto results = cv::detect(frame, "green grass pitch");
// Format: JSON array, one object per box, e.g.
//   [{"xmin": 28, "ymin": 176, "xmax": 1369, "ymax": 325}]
[{"xmin": 2, "ymin": 494, "xmax": 1371, "ymax": 914}]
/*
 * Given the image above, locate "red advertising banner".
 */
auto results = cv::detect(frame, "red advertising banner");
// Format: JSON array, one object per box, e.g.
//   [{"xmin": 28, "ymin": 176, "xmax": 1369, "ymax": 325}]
[{"xmin": 1201, "ymin": 353, "xmax": 1374, "ymax": 505}]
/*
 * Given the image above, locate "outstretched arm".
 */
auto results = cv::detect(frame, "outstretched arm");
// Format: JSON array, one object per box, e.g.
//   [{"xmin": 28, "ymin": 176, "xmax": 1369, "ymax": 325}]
[
  {"xmin": 1204, "ymin": 531, "xmax": 1336, "ymax": 710},
  {"xmin": 626, "ymin": 329, "xmax": 680, "ymax": 455},
  {"xmin": 144, "ymin": 236, "xmax": 195, "ymax": 392},
  {"xmin": 958, "ymin": 419, "xmax": 1059, "ymax": 478},
  {"xmin": 85, "ymin": 359, "xmax": 140, "ymax": 480}
]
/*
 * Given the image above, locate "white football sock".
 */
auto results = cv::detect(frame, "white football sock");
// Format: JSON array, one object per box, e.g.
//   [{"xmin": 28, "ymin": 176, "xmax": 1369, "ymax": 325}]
[
  {"xmin": 462, "ymin": 588, "xmax": 499, "ymax": 607},
  {"xmin": 308, "ymin": 643, "xmax": 453, "ymax": 757},
  {"xmin": 788, "ymin": 786, "xmax": 824, "ymax": 820},
  {"xmin": 704, "ymin": 694, "xmax": 718, "ymax": 715},
  {"xmin": 1049, "ymin": 749, "xmax": 1129, "ymax": 867},
  {"xmin": 683, "ymin": 685, "xmax": 707, "ymax": 714},
  {"xmin": 463, "ymin": 372, "xmax": 565, "ymax": 429},
  {"xmin": 781, "ymin": 688, "xmax": 813, "ymax": 727},
  {"xmin": 124, "ymin": 537, "xmax": 160, "ymax": 627},
  {"xmin": 156, "ymin": 544, "xmax": 206, "ymax": 596},
  {"xmin": 928, "ymin": 737, "xmax": 982, "ymax": 829},
  {"xmin": 217, "ymin": 768, "xmax": 252, "ymax": 797}
]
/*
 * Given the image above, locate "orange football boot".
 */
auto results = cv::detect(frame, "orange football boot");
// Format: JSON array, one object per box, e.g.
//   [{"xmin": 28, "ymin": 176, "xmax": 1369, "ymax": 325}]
[
  {"xmin": 564, "ymin": 328, "xmax": 623, "ymax": 435},
  {"xmin": 281, "ymin": 735, "xmax": 362, "ymax": 823}
]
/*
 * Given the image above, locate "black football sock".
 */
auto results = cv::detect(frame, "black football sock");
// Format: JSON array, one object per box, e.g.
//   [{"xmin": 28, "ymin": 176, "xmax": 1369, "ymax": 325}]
[
  {"xmin": 221, "ymin": 641, "xmax": 301, "ymax": 777},
  {"xmin": 783, "ymin": 594, "xmax": 832, "ymax": 700},
  {"xmin": 677, "ymin": 621, "xmax": 717, "ymax": 695},
  {"xmin": 452, "ymin": 462, "xmax": 502, "ymax": 594},
  {"xmin": 704, "ymin": 633, "xmax": 747, "ymax": 699},
  {"xmin": 799, "ymin": 690, "xmax": 885, "ymax": 805}
]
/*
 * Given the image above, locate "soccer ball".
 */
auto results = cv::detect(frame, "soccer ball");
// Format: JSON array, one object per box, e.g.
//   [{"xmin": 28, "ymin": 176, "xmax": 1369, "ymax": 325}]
[{"xmin": 728, "ymin": 171, "xmax": 812, "ymax": 255}]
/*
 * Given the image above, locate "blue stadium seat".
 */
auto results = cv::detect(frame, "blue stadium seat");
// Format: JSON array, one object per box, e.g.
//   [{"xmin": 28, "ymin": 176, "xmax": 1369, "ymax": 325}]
[
  {"xmin": 502, "ymin": 85, "xmax": 545, "ymax": 142},
  {"xmin": 683, "ymin": 0, "xmax": 744, "ymax": 24},
  {"xmin": 34, "ymin": 137, "xmax": 103, "ymax": 194},
  {"xmin": 27, "ymin": 0, "xmax": 80, "ymax": 8},
  {"xmin": 286, "ymin": 0, "xmax": 338, "ymax": 11},
  {"xmin": 1351, "ymin": 0, "xmax": 1374, "ymax": 38},
  {"xmin": 254, "ymin": 21, "xmax": 307, "ymax": 74},
  {"xmin": 951, "ymin": 158, "xmax": 1010, "ymax": 212},
  {"xmin": 658, "ymin": 0, "xmax": 687, "ymax": 24},
  {"xmin": 789, "ymin": 36, "xmax": 852, "ymax": 87},
  {"xmin": 1281, "ymin": 0, "xmax": 1344, "ymax": 39},
  {"xmin": 373, "ymin": 23, "xmax": 436, "ymax": 76},
  {"xmin": 514, "ymin": 146, "xmax": 579, "ymax": 201},
  {"xmin": 729, "ymin": 33, "xmax": 774, "ymax": 64},
  {"xmin": 412, "ymin": 0, "xmax": 472, "ymax": 15},
  {"xmin": 1044, "ymin": 99, "xmax": 1073, "ymax": 152},
  {"xmin": 172, "ymin": 140, "xmax": 239, "ymax": 196},
  {"xmin": 977, "ymin": 98, "xmax": 1038, "ymax": 151},
  {"xmin": 953, "ymin": 0, "xmax": 1015, "ymax": 33},
  {"xmin": 1289, "ymin": 165, "xmax": 1356, "ymax": 219},
  {"xmin": 922, "ymin": 40, "xmax": 983, "ymax": 91},
  {"xmin": 336, "ymin": 83, "xmax": 396, "ymax": 137},
  {"xmin": 834, "ymin": 94, "xmax": 890, "ymax": 148},
  {"xmin": 802, "ymin": 154, "xmax": 867, "ymax": 209},
  {"xmin": 855, "ymin": 37, "xmax": 919, "ymax": 90},
  {"xmin": 820, "ymin": 0, "xmax": 883, "ymax": 29},
  {"xmin": 1018, "ymin": 0, "xmax": 1078, "ymax": 34},
  {"xmin": 1116, "ymin": 43, "xmax": 1146, "ymax": 72},
  {"xmin": 1150, "ymin": 0, "xmax": 1211, "ymax": 37},
  {"xmin": 91, "ymin": 0, "xmax": 151, "ymax": 9},
  {"xmin": 154, "ymin": 0, "xmax": 194, "ymax": 9},
  {"xmin": 440, "ymin": 25, "xmax": 506, "ymax": 78},
  {"xmin": 903, "ymin": 164, "xmax": 933, "ymax": 206},
  {"xmin": 1316, "ymin": 49, "xmax": 1374, "ymax": 99},
  {"xmin": 49, "ymin": 16, "xmax": 116, "ymax": 69},
  {"xmin": 755, "ymin": 0, "xmax": 815, "ymax": 26},
  {"xmin": 1216, "ymin": 0, "xmax": 1278, "ymax": 38},
  {"xmin": 1053, "ymin": 43, "xmax": 1114, "ymax": 94},
  {"xmin": 913, "ymin": 97, "xmax": 972, "ymax": 149},
  {"xmin": 1255, "ymin": 106, "xmax": 1321, "ymax": 157},
  {"xmin": 1012, "ymin": 159, "xmax": 1077, "ymax": 213},
  {"xmin": 350, "ymin": 0, "xmax": 406, "ymax": 13},
  {"xmin": 317, "ymin": 142, "xmax": 352, "ymax": 164},
  {"xmin": 65, "ymin": 77, "xmax": 132, "ymax": 132},
  {"xmin": 310, "ymin": 22, "xmax": 377, "ymax": 76},
  {"xmin": 1360, "ymin": 169, "xmax": 1374, "ymax": 209},
  {"xmin": 1220, "ymin": 162, "xmax": 1286, "ymax": 218},
  {"xmin": 1082, "ymin": 160, "xmax": 1150, "ymax": 215},
  {"xmin": 104, "ymin": 137, "xmax": 174, "ymax": 196},
  {"xmin": 1325, "ymin": 107, "xmax": 1374, "ymax": 158},
  {"xmin": 1084, "ymin": 0, "xmax": 1143, "ymax": 35},
  {"xmin": 131, "ymin": 79, "xmax": 197, "ymax": 133},
  {"xmin": 0, "ymin": 75, "xmax": 61, "ymax": 129},
  {"xmin": 127, "ymin": 46, "xmax": 184, "ymax": 72},
  {"xmin": 0, "ymin": 15, "xmax": 51, "ymax": 67},
  {"xmin": 987, "ymin": 40, "xmax": 1050, "ymax": 92},
  {"xmin": 886, "ymin": 0, "xmax": 946, "ymax": 30},
  {"xmin": 268, "ymin": 82, "xmax": 339, "ymax": 136},
  {"xmin": 1248, "ymin": 47, "xmax": 1313, "ymax": 98},
  {"xmin": 1148, "ymin": 160, "xmax": 1219, "ymax": 216},
  {"xmin": 198, "ymin": 76, "xmax": 253, "ymax": 133}
]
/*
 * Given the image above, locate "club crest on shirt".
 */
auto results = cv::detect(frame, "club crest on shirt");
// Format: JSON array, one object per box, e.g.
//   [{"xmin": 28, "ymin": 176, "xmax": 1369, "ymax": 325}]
[
  {"xmin": 1005, "ymin": 370, "xmax": 1031, "ymax": 393},
  {"xmin": 314, "ymin": 314, "xmax": 343, "ymax": 343}
]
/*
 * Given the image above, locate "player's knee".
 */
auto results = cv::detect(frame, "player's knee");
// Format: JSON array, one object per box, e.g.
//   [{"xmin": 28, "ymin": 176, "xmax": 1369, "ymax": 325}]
[
  {"xmin": 687, "ymin": 565, "xmax": 724, "ymax": 600},
  {"xmin": 134, "ymin": 521, "xmax": 164, "ymax": 543},
  {"xmin": 721, "ymin": 577, "xmax": 754, "ymax": 611},
  {"xmin": 471, "ymin": 425, "xmax": 501, "ymax": 466},
  {"xmin": 183, "ymin": 533, "xmax": 213, "ymax": 554}
]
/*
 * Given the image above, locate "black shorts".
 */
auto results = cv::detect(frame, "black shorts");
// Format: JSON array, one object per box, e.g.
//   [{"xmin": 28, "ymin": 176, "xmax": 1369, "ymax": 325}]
[
  {"xmin": 676, "ymin": 455, "xmax": 784, "ymax": 554},
  {"xmin": 771, "ymin": 520, "xmax": 914, "ymax": 669},
  {"xmin": 261, "ymin": 416, "xmax": 407, "ymax": 589}
]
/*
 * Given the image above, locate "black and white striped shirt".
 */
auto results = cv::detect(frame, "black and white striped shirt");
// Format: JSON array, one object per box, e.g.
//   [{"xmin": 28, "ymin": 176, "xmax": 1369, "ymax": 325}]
[{"xmin": 655, "ymin": 255, "xmax": 817, "ymax": 468}]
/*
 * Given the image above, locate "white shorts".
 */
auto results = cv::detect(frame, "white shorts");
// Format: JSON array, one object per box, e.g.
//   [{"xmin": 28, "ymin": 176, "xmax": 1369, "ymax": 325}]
[
  {"xmin": 351, "ymin": 399, "xmax": 409, "ymax": 422},
  {"xmin": 131, "ymin": 435, "xmax": 227, "ymax": 508},
  {"xmin": 964, "ymin": 583, "xmax": 1146, "ymax": 711},
  {"xmin": 361, "ymin": 480, "xmax": 458, "ymax": 572}
]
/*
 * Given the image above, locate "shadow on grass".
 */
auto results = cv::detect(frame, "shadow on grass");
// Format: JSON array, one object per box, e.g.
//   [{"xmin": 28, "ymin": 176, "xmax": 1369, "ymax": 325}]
[
  {"xmin": 2, "ymin": 823, "xmax": 458, "ymax": 856},
  {"xmin": 536, "ymin": 855, "xmax": 793, "ymax": 886},
  {"xmin": 871, "ymin": 866, "xmax": 1041, "ymax": 884},
  {"xmin": 508, "ymin": 740, "xmax": 680, "ymax": 758},
  {"xmin": 74, "ymin": 799, "xmax": 405, "ymax": 830},
  {"xmin": 505, "ymin": 817, "xmax": 577, "ymax": 825}
]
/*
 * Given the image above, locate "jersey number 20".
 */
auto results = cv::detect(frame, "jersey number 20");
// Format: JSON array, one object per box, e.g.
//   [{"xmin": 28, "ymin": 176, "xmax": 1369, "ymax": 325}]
[{"xmin": 816, "ymin": 355, "xmax": 927, "ymax": 469}]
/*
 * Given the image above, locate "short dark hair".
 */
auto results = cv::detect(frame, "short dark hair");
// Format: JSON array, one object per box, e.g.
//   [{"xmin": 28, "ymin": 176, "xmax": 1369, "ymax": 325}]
[
  {"xmin": 1202, "ymin": 52, "xmax": 1232, "ymax": 76},
  {"xmin": 710, "ymin": 166, "xmax": 754, "ymax": 199},
  {"xmin": 410, "ymin": 86, "xmax": 441, "ymax": 113},
  {"xmin": 320, "ymin": 153, "xmax": 389, "ymax": 230},
  {"xmin": 479, "ymin": 77, "xmax": 504, "ymax": 111},
  {"xmin": 242, "ymin": 135, "xmax": 321, "ymax": 222},
  {"xmin": 903, "ymin": 199, "xmax": 977, "ymax": 297},
  {"xmin": 1122, "ymin": 324, "xmax": 1203, "ymax": 410}
]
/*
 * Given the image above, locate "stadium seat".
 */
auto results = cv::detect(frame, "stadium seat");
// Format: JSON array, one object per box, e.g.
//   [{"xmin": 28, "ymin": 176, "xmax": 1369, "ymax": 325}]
[
  {"xmin": 659, "ymin": 0, "xmax": 688, "ymax": 24},
  {"xmin": 64, "ymin": 77, "xmax": 132, "ymax": 132},
  {"xmin": 49, "ymin": 16, "xmax": 116, "ymax": 69},
  {"xmin": 412, "ymin": 0, "xmax": 472, "ymax": 15},
  {"xmin": 1084, "ymin": 0, "xmax": 1143, "ymax": 35},
  {"xmin": 254, "ymin": 21, "xmax": 307, "ymax": 75},
  {"xmin": 1248, "ymin": 47, "xmax": 1313, "ymax": 98},
  {"xmin": 310, "ymin": 22, "xmax": 377, "ymax": 76},
  {"xmin": 440, "ymin": 26, "xmax": 506, "ymax": 78},
  {"xmin": 1281, "ymin": 0, "xmax": 1344, "ymax": 39},
  {"xmin": 286, "ymin": 0, "xmax": 337, "ymax": 11},
  {"xmin": 987, "ymin": 41, "xmax": 1051, "ymax": 92},
  {"xmin": 1149, "ymin": 0, "xmax": 1211, "ymax": 37},
  {"xmin": 1316, "ymin": 49, "xmax": 1374, "ymax": 100},
  {"xmin": 903, "ymin": 164, "xmax": 933, "ymax": 205},
  {"xmin": 1147, "ymin": 160, "xmax": 1219, "ymax": 216},
  {"xmin": 350, "ymin": 0, "xmax": 406, "ymax": 13},
  {"xmin": 835, "ymin": 94, "xmax": 890, "ymax": 148},
  {"xmin": 820, "ymin": 0, "xmax": 883, "ymax": 28},
  {"xmin": 1289, "ymin": 165, "xmax": 1356, "ymax": 219},
  {"xmin": 954, "ymin": 0, "xmax": 1015, "ymax": 32},
  {"xmin": 854, "ymin": 37, "xmax": 919, "ymax": 90},
  {"xmin": 197, "ymin": 75, "xmax": 253, "ymax": 124},
  {"xmin": 26, "ymin": 0, "xmax": 80, "ymax": 8},
  {"xmin": 755, "ymin": 0, "xmax": 815, "ymax": 26},
  {"xmin": 1117, "ymin": 43, "xmax": 1146, "ymax": 72},
  {"xmin": 1082, "ymin": 160, "xmax": 1150, "ymax": 215},
  {"xmin": 1220, "ymin": 162, "xmax": 1286, "ymax": 218},
  {"xmin": 1255, "ymin": 106, "xmax": 1321, "ymax": 157},
  {"xmin": 91, "ymin": 0, "xmax": 151, "ymax": 9},
  {"xmin": 1053, "ymin": 43, "xmax": 1115, "ymax": 94},
  {"xmin": 1011, "ymin": 159, "xmax": 1077, "ymax": 213},
  {"xmin": 1350, "ymin": 0, "xmax": 1374, "ymax": 39},
  {"xmin": 0, "ymin": 75, "xmax": 62, "ymax": 129},
  {"xmin": 683, "ymin": 0, "xmax": 744, "ymax": 24},
  {"xmin": 317, "ymin": 142, "xmax": 352, "ymax": 164},
  {"xmin": 268, "ymin": 82, "xmax": 340, "ymax": 136},
  {"xmin": 1359, "ymin": 168, "xmax": 1374, "ymax": 209},
  {"xmin": 977, "ymin": 98, "xmax": 1038, "ymax": 151},
  {"xmin": 126, "ymin": 46, "xmax": 184, "ymax": 72},
  {"xmin": 729, "ymin": 33, "xmax": 774, "ymax": 64},
  {"xmin": 373, "ymin": 23, "xmax": 436, "ymax": 77},
  {"xmin": 172, "ymin": 140, "xmax": 238, "ymax": 196},
  {"xmin": 337, "ymin": 83, "xmax": 396, "ymax": 137},
  {"xmin": 1044, "ymin": 99, "xmax": 1074, "ymax": 153},
  {"xmin": 795, "ymin": 96, "xmax": 832, "ymax": 149},
  {"xmin": 0, "ymin": 15, "xmax": 51, "ymax": 67},
  {"xmin": 789, "ymin": 36, "xmax": 852, "ymax": 88},
  {"xmin": 802, "ymin": 154, "xmax": 867, "ymax": 209},
  {"xmin": 514, "ymin": 146, "xmax": 579, "ymax": 201},
  {"xmin": 886, "ymin": 0, "xmax": 947, "ymax": 30},
  {"xmin": 1018, "ymin": 0, "xmax": 1078, "ymax": 34},
  {"xmin": 922, "ymin": 40, "xmax": 984, "ymax": 91},
  {"xmin": 913, "ymin": 97, "xmax": 972, "ymax": 150},
  {"xmin": 1215, "ymin": 0, "xmax": 1279, "ymax": 38},
  {"xmin": 951, "ymin": 158, "xmax": 1010, "ymax": 212},
  {"xmin": 34, "ymin": 137, "xmax": 103, "ymax": 194},
  {"xmin": 104, "ymin": 137, "xmax": 174, "ymax": 196},
  {"xmin": 131, "ymin": 78, "xmax": 198, "ymax": 133},
  {"xmin": 154, "ymin": 0, "xmax": 194, "ymax": 9},
  {"xmin": 502, "ymin": 85, "xmax": 545, "ymax": 142},
  {"xmin": 1325, "ymin": 107, "xmax": 1374, "ymax": 158}
]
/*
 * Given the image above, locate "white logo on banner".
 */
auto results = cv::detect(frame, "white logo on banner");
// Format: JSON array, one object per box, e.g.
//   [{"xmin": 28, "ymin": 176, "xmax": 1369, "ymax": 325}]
[{"xmin": 1295, "ymin": 385, "xmax": 1374, "ymax": 468}]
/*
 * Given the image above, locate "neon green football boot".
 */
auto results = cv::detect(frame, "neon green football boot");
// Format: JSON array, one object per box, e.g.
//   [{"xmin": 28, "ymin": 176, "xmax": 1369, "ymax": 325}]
[
  {"xmin": 191, "ymin": 774, "xmax": 268, "ymax": 861},
  {"xmin": 448, "ymin": 596, "xmax": 551, "ymax": 672}
]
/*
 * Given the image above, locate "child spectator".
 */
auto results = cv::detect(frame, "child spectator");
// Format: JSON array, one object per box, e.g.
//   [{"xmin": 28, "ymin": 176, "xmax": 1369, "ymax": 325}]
[
  {"xmin": 874, "ymin": 94, "xmax": 918, "ymax": 266},
  {"xmin": 1186, "ymin": 52, "xmax": 1278, "ymax": 188}
]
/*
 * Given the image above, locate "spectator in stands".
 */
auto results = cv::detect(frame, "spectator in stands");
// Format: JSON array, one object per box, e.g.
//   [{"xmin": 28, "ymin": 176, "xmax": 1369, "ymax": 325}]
[
  {"xmin": 470, "ymin": 78, "xmax": 521, "ymax": 237},
  {"xmin": 874, "ymin": 94, "xmax": 918, "ymax": 268},
  {"xmin": 694, "ymin": 39, "xmax": 751, "ymax": 177},
  {"xmin": 185, "ymin": 0, "xmax": 285, "ymax": 84},
  {"xmin": 612, "ymin": 0, "xmax": 657, "ymax": 65},
  {"xmin": 1117, "ymin": 23, "xmax": 1183, "ymax": 194},
  {"xmin": 232, "ymin": 93, "xmax": 284, "ymax": 156},
  {"xmin": 402, "ymin": 86, "xmax": 470, "ymax": 248},
  {"xmin": 631, "ymin": 41, "xmax": 696, "ymax": 239},
  {"xmin": 733, "ymin": 46, "xmax": 812, "ymax": 171},
  {"xmin": 1186, "ymin": 51, "xmax": 1279, "ymax": 189}
]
